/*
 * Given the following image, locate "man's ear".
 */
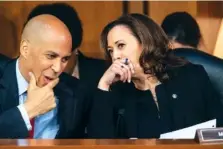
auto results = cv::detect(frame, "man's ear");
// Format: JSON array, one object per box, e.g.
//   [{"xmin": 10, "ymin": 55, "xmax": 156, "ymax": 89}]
[
  {"xmin": 20, "ymin": 39, "xmax": 29, "ymax": 59},
  {"xmin": 73, "ymin": 48, "xmax": 79, "ymax": 55}
]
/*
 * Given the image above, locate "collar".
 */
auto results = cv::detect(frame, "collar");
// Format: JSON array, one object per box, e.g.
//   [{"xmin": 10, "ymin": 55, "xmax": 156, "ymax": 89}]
[{"xmin": 16, "ymin": 59, "xmax": 28, "ymax": 96}]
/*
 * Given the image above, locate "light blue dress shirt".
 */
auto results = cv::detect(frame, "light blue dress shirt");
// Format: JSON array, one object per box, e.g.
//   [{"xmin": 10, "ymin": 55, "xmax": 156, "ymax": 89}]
[{"xmin": 16, "ymin": 60, "xmax": 59, "ymax": 139}]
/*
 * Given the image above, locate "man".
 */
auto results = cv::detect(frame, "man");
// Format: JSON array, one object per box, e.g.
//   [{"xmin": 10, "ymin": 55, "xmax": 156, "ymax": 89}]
[
  {"xmin": 161, "ymin": 11, "xmax": 201, "ymax": 50},
  {"xmin": 25, "ymin": 3, "xmax": 107, "ymax": 88},
  {"xmin": 0, "ymin": 14, "xmax": 83, "ymax": 138},
  {"xmin": 161, "ymin": 12, "xmax": 223, "ymax": 101},
  {"xmin": 161, "ymin": 11, "xmax": 222, "ymax": 64}
]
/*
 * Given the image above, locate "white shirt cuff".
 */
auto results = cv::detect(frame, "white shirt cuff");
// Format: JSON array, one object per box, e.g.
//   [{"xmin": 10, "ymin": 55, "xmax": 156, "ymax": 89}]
[{"xmin": 17, "ymin": 104, "xmax": 32, "ymax": 131}]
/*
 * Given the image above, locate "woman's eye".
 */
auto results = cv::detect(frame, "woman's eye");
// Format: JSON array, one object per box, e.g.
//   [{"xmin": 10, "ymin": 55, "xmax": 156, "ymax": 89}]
[
  {"xmin": 108, "ymin": 49, "xmax": 113, "ymax": 54},
  {"xmin": 117, "ymin": 43, "xmax": 125, "ymax": 49}
]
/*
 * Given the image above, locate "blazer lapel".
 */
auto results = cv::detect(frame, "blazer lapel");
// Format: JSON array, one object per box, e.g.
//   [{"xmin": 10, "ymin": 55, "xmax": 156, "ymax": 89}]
[
  {"xmin": 0, "ymin": 60, "xmax": 19, "ymax": 112},
  {"xmin": 160, "ymin": 66, "xmax": 188, "ymax": 132},
  {"xmin": 54, "ymin": 82, "xmax": 74, "ymax": 138},
  {"xmin": 121, "ymin": 84, "xmax": 138, "ymax": 138}
]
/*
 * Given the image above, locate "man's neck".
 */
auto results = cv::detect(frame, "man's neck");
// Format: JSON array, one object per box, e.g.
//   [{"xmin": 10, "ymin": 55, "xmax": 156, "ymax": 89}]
[
  {"xmin": 171, "ymin": 42, "xmax": 196, "ymax": 49},
  {"xmin": 16, "ymin": 58, "xmax": 29, "ymax": 95},
  {"xmin": 18, "ymin": 57, "xmax": 29, "ymax": 83},
  {"xmin": 72, "ymin": 63, "xmax": 79, "ymax": 79}
]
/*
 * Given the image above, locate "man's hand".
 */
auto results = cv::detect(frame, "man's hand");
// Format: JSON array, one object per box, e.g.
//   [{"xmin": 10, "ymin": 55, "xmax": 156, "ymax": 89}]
[{"xmin": 24, "ymin": 72, "xmax": 59, "ymax": 119}]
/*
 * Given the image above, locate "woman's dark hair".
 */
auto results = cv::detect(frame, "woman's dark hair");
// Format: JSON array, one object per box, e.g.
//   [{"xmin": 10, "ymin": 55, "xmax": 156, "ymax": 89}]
[
  {"xmin": 100, "ymin": 13, "xmax": 188, "ymax": 82},
  {"xmin": 161, "ymin": 12, "xmax": 201, "ymax": 48}
]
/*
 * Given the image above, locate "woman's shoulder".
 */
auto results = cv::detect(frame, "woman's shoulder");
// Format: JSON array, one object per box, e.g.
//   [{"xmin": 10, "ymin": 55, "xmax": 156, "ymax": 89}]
[
  {"xmin": 178, "ymin": 62, "xmax": 205, "ymax": 73},
  {"xmin": 167, "ymin": 62, "xmax": 208, "ymax": 80}
]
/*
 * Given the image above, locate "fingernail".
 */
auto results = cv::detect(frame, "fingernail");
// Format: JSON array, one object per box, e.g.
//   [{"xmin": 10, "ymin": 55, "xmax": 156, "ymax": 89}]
[{"xmin": 125, "ymin": 58, "xmax": 128, "ymax": 65}]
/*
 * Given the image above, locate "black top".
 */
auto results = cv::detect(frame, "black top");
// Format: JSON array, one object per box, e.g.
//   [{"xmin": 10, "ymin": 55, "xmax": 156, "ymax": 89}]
[
  {"xmin": 118, "ymin": 84, "xmax": 164, "ymax": 138},
  {"xmin": 87, "ymin": 63, "xmax": 223, "ymax": 138}
]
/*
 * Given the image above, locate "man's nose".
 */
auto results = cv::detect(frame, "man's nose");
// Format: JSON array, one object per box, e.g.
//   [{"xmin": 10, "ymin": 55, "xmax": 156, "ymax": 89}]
[{"xmin": 52, "ymin": 60, "xmax": 62, "ymax": 73}]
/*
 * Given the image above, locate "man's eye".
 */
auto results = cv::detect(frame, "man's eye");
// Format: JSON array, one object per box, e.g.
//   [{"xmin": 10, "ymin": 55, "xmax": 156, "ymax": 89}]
[
  {"xmin": 46, "ymin": 54, "xmax": 56, "ymax": 59},
  {"xmin": 61, "ymin": 57, "xmax": 70, "ymax": 63}
]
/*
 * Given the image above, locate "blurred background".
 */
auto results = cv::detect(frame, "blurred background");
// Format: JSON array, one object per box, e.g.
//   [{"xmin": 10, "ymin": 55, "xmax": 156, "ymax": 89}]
[{"xmin": 0, "ymin": 1, "xmax": 223, "ymax": 60}]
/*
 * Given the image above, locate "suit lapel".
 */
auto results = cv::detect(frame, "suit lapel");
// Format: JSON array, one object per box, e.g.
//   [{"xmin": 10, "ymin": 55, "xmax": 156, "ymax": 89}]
[
  {"xmin": 54, "ymin": 81, "xmax": 74, "ymax": 138},
  {"xmin": 0, "ymin": 60, "xmax": 19, "ymax": 112},
  {"xmin": 160, "ymin": 66, "xmax": 187, "ymax": 132},
  {"xmin": 78, "ymin": 52, "xmax": 87, "ymax": 81}
]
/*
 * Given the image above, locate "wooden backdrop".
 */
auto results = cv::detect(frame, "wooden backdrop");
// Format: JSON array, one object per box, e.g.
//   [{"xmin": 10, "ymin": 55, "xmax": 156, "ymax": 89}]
[
  {"xmin": 0, "ymin": 1, "xmax": 123, "ymax": 59},
  {"xmin": 0, "ymin": 1, "xmax": 222, "ymax": 61}
]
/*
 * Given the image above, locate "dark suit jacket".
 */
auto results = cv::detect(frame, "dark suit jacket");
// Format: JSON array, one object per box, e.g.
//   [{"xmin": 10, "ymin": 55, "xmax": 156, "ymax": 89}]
[
  {"xmin": 88, "ymin": 63, "xmax": 223, "ymax": 138},
  {"xmin": 0, "ymin": 59, "xmax": 85, "ymax": 138},
  {"xmin": 0, "ymin": 54, "xmax": 10, "ymax": 77},
  {"xmin": 78, "ymin": 52, "xmax": 107, "ymax": 87}
]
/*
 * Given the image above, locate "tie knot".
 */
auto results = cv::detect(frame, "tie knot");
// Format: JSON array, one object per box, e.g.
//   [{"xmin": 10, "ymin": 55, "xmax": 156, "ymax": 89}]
[{"xmin": 22, "ymin": 91, "xmax": 27, "ymax": 96}]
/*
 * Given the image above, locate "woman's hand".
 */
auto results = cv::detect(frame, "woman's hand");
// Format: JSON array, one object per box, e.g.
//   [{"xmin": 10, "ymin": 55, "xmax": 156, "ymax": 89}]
[{"xmin": 98, "ymin": 58, "xmax": 134, "ymax": 91}]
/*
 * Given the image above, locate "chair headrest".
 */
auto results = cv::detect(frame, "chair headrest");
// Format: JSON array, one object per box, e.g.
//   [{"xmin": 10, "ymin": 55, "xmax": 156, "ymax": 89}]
[{"xmin": 173, "ymin": 48, "xmax": 223, "ymax": 101}]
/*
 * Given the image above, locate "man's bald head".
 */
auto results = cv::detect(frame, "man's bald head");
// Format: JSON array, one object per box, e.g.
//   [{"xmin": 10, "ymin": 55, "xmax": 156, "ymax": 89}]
[
  {"xmin": 21, "ymin": 14, "xmax": 72, "ymax": 47},
  {"xmin": 19, "ymin": 14, "xmax": 73, "ymax": 87}
]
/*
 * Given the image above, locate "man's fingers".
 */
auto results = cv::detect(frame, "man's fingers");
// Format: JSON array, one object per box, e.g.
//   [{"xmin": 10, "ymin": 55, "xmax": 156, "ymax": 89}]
[
  {"xmin": 45, "ymin": 78, "xmax": 59, "ymax": 89},
  {"xmin": 28, "ymin": 72, "xmax": 37, "ymax": 91}
]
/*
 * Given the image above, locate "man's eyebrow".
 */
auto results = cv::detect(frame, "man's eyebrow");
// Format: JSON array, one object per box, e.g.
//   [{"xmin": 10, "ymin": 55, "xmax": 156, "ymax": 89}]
[
  {"xmin": 45, "ymin": 51, "xmax": 59, "ymax": 56},
  {"xmin": 45, "ymin": 51, "xmax": 72, "ymax": 57}
]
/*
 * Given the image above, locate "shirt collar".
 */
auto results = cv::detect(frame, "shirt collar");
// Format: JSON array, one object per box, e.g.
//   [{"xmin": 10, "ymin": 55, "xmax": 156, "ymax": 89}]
[{"xmin": 16, "ymin": 59, "xmax": 29, "ymax": 96}]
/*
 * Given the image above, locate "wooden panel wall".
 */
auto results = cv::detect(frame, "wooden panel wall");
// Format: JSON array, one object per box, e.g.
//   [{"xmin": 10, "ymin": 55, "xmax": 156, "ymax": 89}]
[
  {"xmin": 0, "ymin": 1, "xmax": 122, "ymax": 59},
  {"xmin": 148, "ymin": 1, "xmax": 197, "ymax": 24},
  {"xmin": 196, "ymin": 2, "xmax": 223, "ymax": 55},
  {"xmin": 128, "ymin": 1, "xmax": 223, "ymax": 57},
  {"xmin": 147, "ymin": 1, "xmax": 223, "ymax": 55},
  {"xmin": 0, "ymin": 1, "xmax": 223, "ymax": 60}
]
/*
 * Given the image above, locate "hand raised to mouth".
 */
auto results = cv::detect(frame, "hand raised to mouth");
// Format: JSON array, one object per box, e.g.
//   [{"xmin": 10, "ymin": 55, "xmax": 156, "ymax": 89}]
[{"xmin": 24, "ymin": 72, "xmax": 59, "ymax": 119}]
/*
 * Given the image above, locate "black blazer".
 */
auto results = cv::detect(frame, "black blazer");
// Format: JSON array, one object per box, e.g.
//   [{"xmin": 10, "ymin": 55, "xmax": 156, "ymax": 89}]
[
  {"xmin": 173, "ymin": 48, "xmax": 223, "ymax": 102},
  {"xmin": 78, "ymin": 52, "xmax": 107, "ymax": 87},
  {"xmin": 87, "ymin": 63, "xmax": 223, "ymax": 138},
  {"xmin": 0, "ymin": 59, "xmax": 85, "ymax": 138}
]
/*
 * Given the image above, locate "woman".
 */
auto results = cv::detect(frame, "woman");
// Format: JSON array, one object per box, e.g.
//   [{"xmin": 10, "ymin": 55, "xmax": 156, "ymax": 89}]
[{"xmin": 87, "ymin": 13, "xmax": 223, "ymax": 138}]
